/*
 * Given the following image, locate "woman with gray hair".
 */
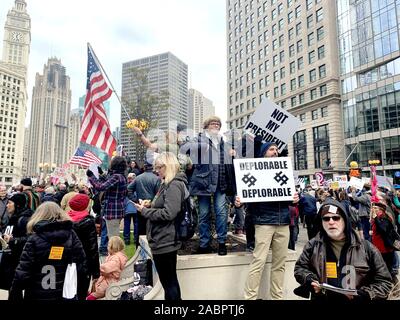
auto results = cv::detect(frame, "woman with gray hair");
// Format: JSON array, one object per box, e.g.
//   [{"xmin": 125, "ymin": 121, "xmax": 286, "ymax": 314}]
[{"xmin": 8, "ymin": 202, "xmax": 87, "ymax": 300}]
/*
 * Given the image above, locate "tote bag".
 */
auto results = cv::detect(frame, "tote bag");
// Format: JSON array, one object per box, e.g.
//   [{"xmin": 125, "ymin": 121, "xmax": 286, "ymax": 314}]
[{"xmin": 62, "ymin": 262, "xmax": 77, "ymax": 299}]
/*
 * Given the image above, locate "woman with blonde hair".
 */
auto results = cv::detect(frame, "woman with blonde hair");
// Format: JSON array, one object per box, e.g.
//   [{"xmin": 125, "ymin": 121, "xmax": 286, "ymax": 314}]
[
  {"xmin": 135, "ymin": 152, "xmax": 188, "ymax": 300},
  {"xmin": 8, "ymin": 202, "xmax": 87, "ymax": 300}
]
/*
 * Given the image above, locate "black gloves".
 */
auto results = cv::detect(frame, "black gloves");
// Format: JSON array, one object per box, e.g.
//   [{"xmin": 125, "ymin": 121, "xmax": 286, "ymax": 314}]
[
  {"xmin": 98, "ymin": 166, "xmax": 104, "ymax": 175},
  {"xmin": 86, "ymin": 169, "xmax": 94, "ymax": 178}
]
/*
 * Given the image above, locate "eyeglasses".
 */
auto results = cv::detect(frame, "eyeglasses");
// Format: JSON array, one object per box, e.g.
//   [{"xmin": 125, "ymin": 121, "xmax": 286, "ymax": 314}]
[{"xmin": 322, "ymin": 215, "xmax": 341, "ymax": 222}]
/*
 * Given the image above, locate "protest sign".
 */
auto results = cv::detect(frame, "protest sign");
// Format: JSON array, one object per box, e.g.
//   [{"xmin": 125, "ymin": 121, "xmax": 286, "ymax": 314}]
[
  {"xmin": 333, "ymin": 175, "xmax": 348, "ymax": 189},
  {"xmin": 89, "ymin": 163, "xmax": 99, "ymax": 179},
  {"xmin": 349, "ymin": 177, "xmax": 364, "ymax": 190},
  {"xmin": 330, "ymin": 181, "xmax": 340, "ymax": 190},
  {"xmin": 376, "ymin": 176, "xmax": 393, "ymax": 189},
  {"xmin": 243, "ymin": 98, "xmax": 302, "ymax": 151},
  {"xmin": 315, "ymin": 172, "xmax": 325, "ymax": 187},
  {"xmin": 233, "ymin": 157, "xmax": 296, "ymax": 203},
  {"xmin": 310, "ymin": 180, "xmax": 318, "ymax": 189}
]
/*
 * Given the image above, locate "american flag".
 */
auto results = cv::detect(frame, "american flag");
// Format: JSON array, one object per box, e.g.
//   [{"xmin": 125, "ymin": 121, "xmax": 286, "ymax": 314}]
[
  {"xmin": 69, "ymin": 148, "xmax": 103, "ymax": 168},
  {"xmin": 79, "ymin": 45, "xmax": 116, "ymax": 156}
]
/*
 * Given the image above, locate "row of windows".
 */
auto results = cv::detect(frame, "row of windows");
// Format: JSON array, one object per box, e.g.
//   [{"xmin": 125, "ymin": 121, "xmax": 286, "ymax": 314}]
[{"xmin": 1, "ymin": 75, "xmax": 21, "ymax": 85}]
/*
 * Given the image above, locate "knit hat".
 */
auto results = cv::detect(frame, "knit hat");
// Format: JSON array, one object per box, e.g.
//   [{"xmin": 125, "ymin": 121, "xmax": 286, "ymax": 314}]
[
  {"xmin": 8, "ymin": 193, "xmax": 28, "ymax": 212},
  {"xmin": 69, "ymin": 193, "xmax": 90, "ymax": 212},
  {"xmin": 258, "ymin": 142, "xmax": 278, "ymax": 158},
  {"xmin": 20, "ymin": 178, "xmax": 32, "ymax": 187}
]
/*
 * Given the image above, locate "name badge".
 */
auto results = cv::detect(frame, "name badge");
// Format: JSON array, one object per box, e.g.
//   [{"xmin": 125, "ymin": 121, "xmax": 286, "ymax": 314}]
[
  {"xmin": 326, "ymin": 262, "xmax": 337, "ymax": 279},
  {"xmin": 49, "ymin": 246, "xmax": 64, "ymax": 260}
]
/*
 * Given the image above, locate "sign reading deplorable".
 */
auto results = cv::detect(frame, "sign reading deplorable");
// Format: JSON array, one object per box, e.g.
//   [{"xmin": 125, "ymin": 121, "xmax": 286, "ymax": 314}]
[
  {"xmin": 244, "ymin": 98, "xmax": 302, "ymax": 152},
  {"xmin": 233, "ymin": 157, "xmax": 296, "ymax": 203}
]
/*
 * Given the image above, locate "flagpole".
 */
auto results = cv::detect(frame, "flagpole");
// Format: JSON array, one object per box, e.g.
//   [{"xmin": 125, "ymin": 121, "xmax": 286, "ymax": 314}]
[{"xmin": 87, "ymin": 43, "xmax": 131, "ymax": 121}]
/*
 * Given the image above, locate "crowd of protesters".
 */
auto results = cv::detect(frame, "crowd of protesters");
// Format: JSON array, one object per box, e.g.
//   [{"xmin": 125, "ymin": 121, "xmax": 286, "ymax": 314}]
[{"xmin": 0, "ymin": 116, "xmax": 399, "ymax": 301}]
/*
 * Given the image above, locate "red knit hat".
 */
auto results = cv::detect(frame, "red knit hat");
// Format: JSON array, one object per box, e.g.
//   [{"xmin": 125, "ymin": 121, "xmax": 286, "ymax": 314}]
[{"xmin": 69, "ymin": 193, "xmax": 90, "ymax": 212}]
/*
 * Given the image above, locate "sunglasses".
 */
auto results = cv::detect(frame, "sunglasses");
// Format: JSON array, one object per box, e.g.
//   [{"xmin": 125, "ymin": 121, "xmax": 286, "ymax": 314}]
[{"xmin": 322, "ymin": 215, "xmax": 341, "ymax": 222}]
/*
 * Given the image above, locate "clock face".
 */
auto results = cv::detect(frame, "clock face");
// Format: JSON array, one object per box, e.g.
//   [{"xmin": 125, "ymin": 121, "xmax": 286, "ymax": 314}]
[{"xmin": 11, "ymin": 32, "xmax": 23, "ymax": 42}]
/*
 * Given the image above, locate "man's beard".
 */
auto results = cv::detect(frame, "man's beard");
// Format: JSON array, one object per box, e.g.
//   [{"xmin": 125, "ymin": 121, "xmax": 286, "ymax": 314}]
[{"xmin": 326, "ymin": 228, "xmax": 345, "ymax": 241}]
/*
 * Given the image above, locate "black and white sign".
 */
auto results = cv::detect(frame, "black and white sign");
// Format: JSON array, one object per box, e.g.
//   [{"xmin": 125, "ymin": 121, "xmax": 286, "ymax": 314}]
[
  {"xmin": 234, "ymin": 157, "xmax": 296, "ymax": 203},
  {"xmin": 244, "ymin": 98, "xmax": 302, "ymax": 152}
]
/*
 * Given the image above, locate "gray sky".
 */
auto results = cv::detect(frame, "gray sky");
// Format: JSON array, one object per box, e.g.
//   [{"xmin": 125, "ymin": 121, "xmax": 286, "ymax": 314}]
[{"xmin": 0, "ymin": 0, "xmax": 228, "ymax": 131}]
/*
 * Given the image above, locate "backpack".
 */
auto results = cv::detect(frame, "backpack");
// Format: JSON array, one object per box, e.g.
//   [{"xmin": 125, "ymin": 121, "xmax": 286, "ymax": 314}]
[{"xmin": 176, "ymin": 185, "xmax": 197, "ymax": 241}]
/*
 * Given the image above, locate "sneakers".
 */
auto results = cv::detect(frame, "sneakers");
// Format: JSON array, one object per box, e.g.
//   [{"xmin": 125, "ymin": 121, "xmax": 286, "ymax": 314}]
[
  {"xmin": 218, "ymin": 243, "xmax": 227, "ymax": 256},
  {"xmin": 195, "ymin": 246, "xmax": 213, "ymax": 254}
]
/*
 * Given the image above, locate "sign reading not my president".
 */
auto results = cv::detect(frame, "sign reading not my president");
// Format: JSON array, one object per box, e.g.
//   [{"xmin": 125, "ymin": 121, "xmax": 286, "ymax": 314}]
[
  {"xmin": 244, "ymin": 98, "xmax": 302, "ymax": 152},
  {"xmin": 234, "ymin": 157, "xmax": 296, "ymax": 203}
]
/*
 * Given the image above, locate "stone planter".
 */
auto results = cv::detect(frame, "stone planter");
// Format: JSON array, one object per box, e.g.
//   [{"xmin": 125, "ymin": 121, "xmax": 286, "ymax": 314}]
[{"xmin": 105, "ymin": 235, "xmax": 303, "ymax": 300}]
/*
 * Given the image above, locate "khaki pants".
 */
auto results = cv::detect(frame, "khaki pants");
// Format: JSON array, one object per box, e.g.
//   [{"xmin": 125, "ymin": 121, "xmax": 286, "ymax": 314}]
[
  {"xmin": 105, "ymin": 219, "xmax": 122, "ymax": 239},
  {"xmin": 244, "ymin": 224, "xmax": 289, "ymax": 300}
]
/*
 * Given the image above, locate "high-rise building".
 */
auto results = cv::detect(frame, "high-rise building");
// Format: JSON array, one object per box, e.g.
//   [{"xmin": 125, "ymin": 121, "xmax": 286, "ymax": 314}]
[
  {"xmin": 0, "ymin": 0, "xmax": 30, "ymax": 186},
  {"xmin": 226, "ymin": 0, "xmax": 344, "ymax": 180},
  {"xmin": 27, "ymin": 58, "xmax": 71, "ymax": 176},
  {"xmin": 120, "ymin": 52, "xmax": 188, "ymax": 159},
  {"xmin": 338, "ymin": 0, "xmax": 400, "ymax": 177},
  {"xmin": 188, "ymin": 88, "xmax": 215, "ymax": 135},
  {"xmin": 22, "ymin": 126, "xmax": 29, "ymax": 176},
  {"xmin": 67, "ymin": 108, "xmax": 81, "ymax": 162}
]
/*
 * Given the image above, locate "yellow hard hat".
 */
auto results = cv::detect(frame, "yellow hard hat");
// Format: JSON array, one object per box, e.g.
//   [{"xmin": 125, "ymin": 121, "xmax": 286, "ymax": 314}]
[{"xmin": 350, "ymin": 161, "xmax": 358, "ymax": 168}]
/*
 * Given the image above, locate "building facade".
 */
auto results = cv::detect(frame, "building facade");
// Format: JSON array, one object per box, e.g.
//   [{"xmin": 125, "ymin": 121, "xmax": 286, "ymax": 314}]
[
  {"xmin": 0, "ymin": 0, "xmax": 30, "ymax": 186},
  {"xmin": 67, "ymin": 108, "xmax": 81, "ymax": 163},
  {"xmin": 188, "ymin": 88, "xmax": 215, "ymax": 135},
  {"xmin": 120, "ymin": 52, "xmax": 188, "ymax": 159},
  {"xmin": 27, "ymin": 58, "xmax": 71, "ymax": 176},
  {"xmin": 338, "ymin": 0, "xmax": 400, "ymax": 177},
  {"xmin": 226, "ymin": 0, "xmax": 344, "ymax": 180}
]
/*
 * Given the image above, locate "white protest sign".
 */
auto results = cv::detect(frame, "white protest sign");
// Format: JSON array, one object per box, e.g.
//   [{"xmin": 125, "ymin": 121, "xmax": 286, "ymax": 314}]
[
  {"xmin": 362, "ymin": 177, "xmax": 370, "ymax": 185},
  {"xmin": 333, "ymin": 175, "xmax": 348, "ymax": 189},
  {"xmin": 244, "ymin": 97, "xmax": 302, "ymax": 152},
  {"xmin": 310, "ymin": 180, "xmax": 318, "ymax": 189},
  {"xmin": 376, "ymin": 176, "xmax": 393, "ymax": 189},
  {"xmin": 89, "ymin": 163, "xmax": 99, "ymax": 179},
  {"xmin": 233, "ymin": 157, "xmax": 296, "ymax": 203},
  {"xmin": 349, "ymin": 177, "xmax": 365, "ymax": 190}
]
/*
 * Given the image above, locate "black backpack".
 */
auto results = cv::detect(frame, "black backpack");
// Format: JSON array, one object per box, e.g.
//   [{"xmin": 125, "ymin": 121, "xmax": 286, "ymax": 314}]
[{"xmin": 176, "ymin": 186, "xmax": 197, "ymax": 241}]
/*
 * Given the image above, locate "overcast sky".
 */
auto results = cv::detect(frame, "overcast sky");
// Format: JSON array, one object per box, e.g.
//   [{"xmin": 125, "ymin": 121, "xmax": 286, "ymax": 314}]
[{"xmin": 0, "ymin": 0, "xmax": 228, "ymax": 131}]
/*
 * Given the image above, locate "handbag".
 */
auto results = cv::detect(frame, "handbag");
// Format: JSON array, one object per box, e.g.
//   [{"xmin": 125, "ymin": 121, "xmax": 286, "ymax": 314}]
[
  {"xmin": 0, "ymin": 248, "xmax": 14, "ymax": 290},
  {"xmin": 134, "ymin": 259, "xmax": 153, "ymax": 286},
  {"xmin": 62, "ymin": 262, "xmax": 78, "ymax": 299}
]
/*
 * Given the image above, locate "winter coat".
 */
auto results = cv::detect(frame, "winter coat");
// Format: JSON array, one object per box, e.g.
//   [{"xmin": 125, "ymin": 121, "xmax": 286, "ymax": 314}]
[
  {"xmin": 93, "ymin": 251, "xmax": 128, "ymax": 298},
  {"xmin": 41, "ymin": 193, "xmax": 57, "ymax": 203},
  {"xmin": 299, "ymin": 193, "xmax": 317, "ymax": 216},
  {"xmin": 22, "ymin": 189, "xmax": 41, "ymax": 212},
  {"xmin": 294, "ymin": 198, "xmax": 393, "ymax": 301},
  {"xmin": 0, "ymin": 197, "xmax": 8, "ymax": 232},
  {"xmin": 351, "ymin": 191, "xmax": 371, "ymax": 218},
  {"xmin": 187, "ymin": 133, "xmax": 235, "ymax": 197},
  {"xmin": 54, "ymin": 190, "xmax": 68, "ymax": 205},
  {"xmin": 141, "ymin": 172, "xmax": 188, "ymax": 255},
  {"xmin": 9, "ymin": 220, "xmax": 87, "ymax": 301},
  {"xmin": 371, "ymin": 207, "xmax": 400, "ymax": 254}
]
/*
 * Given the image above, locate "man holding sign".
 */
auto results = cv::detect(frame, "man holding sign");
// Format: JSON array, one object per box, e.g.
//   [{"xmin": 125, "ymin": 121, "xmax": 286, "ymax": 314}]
[{"xmin": 234, "ymin": 142, "xmax": 299, "ymax": 300}]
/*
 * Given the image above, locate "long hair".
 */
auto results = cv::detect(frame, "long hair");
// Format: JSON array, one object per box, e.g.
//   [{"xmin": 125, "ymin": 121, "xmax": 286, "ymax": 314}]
[
  {"xmin": 154, "ymin": 152, "xmax": 180, "ymax": 185},
  {"xmin": 27, "ymin": 202, "xmax": 71, "ymax": 234}
]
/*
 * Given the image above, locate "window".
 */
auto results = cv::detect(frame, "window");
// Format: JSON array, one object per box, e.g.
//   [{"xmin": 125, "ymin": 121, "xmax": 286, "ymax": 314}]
[
  {"xmin": 312, "ymin": 109, "xmax": 318, "ymax": 120},
  {"xmin": 320, "ymin": 85, "xmax": 327, "ymax": 96},
  {"xmin": 307, "ymin": 15, "xmax": 313, "ymax": 28},
  {"xmin": 291, "ymin": 97, "xmax": 297, "ymax": 107},
  {"xmin": 309, "ymin": 69, "xmax": 317, "ymax": 82},
  {"xmin": 298, "ymin": 57, "xmax": 304, "ymax": 70},
  {"xmin": 321, "ymin": 106, "xmax": 328, "ymax": 117},
  {"xmin": 273, "ymin": 55, "xmax": 278, "ymax": 66},
  {"xmin": 308, "ymin": 50, "xmax": 316, "ymax": 64},
  {"xmin": 306, "ymin": 0, "xmax": 313, "ymax": 10},
  {"xmin": 272, "ymin": 24, "xmax": 277, "ymax": 35},
  {"xmin": 317, "ymin": 27, "xmax": 324, "ymax": 41},
  {"xmin": 295, "ymin": 6, "xmax": 301, "ymax": 18},
  {"xmin": 318, "ymin": 45, "xmax": 325, "ymax": 59},
  {"xmin": 313, "ymin": 124, "xmax": 330, "ymax": 169},
  {"xmin": 274, "ymin": 87, "xmax": 279, "ymax": 98},
  {"xmin": 272, "ymin": 9, "xmax": 277, "ymax": 19},
  {"xmin": 288, "ymin": 11, "xmax": 294, "ymax": 24},
  {"xmin": 298, "ymin": 74, "xmax": 305, "ymax": 87},
  {"xmin": 290, "ymin": 61, "xmax": 296, "ymax": 74},
  {"xmin": 308, "ymin": 33, "xmax": 314, "ymax": 46},
  {"xmin": 274, "ymin": 70, "xmax": 279, "ymax": 82},
  {"xmin": 280, "ymin": 67, "xmax": 285, "ymax": 79},
  {"xmin": 296, "ymin": 22, "xmax": 302, "ymax": 35},
  {"xmin": 280, "ymin": 51, "xmax": 285, "ymax": 63},
  {"xmin": 289, "ymin": 45, "xmax": 295, "ymax": 57},
  {"xmin": 291, "ymin": 78, "xmax": 296, "ymax": 90},
  {"xmin": 297, "ymin": 40, "xmax": 303, "ymax": 53},
  {"xmin": 293, "ymin": 130, "xmax": 308, "ymax": 170},
  {"xmin": 281, "ymin": 83, "xmax": 286, "ymax": 95},
  {"xmin": 319, "ymin": 64, "xmax": 326, "ymax": 78},
  {"xmin": 300, "ymin": 113, "xmax": 306, "ymax": 122},
  {"xmin": 279, "ymin": 35, "xmax": 284, "ymax": 47},
  {"xmin": 311, "ymin": 88, "xmax": 317, "ymax": 100},
  {"xmin": 288, "ymin": 28, "xmax": 294, "ymax": 40},
  {"xmin": 299, "ymin": 93, "xmax": 305, "ymax": 104},
  {"xmin": 316, "ymin": 8, "xmax": 323, "ymax": 22},
  {"xmin": 273, "ymin": 39, "xmax": 278, "ymax": 50}
]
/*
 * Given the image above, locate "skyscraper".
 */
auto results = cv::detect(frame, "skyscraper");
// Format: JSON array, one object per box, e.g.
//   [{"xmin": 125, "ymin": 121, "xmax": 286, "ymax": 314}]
[
  {"xmin": 120, "ymin": 52, "xmax": 188, "ymax": 159},
  {"xmin": 338, "ymin": 0, "xmax": 400, "ymax": 176},
  {"xmin": 0, "ymin": 0, "xmax": 30, "ymax": 186},
  {"xmin": 27, "ymin": 58, "xmax": 71, "ymax": 176},
  {"xmin": 67, "ymin": 108, "xmax": 81, "ymax": 163},
  {"xmin": 226, "ymin": 0, "xmax": 344, "ymax": 180},
  {"xmin": 188, "ymin": 88, "xmax": 215, "ymax": 135}
]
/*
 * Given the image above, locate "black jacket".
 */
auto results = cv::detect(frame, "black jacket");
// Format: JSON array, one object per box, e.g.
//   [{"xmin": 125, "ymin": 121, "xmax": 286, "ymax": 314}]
[
  {"xmin": 72, "ymin": 216, "xmax": 100, "ymax": 279},
  {"xmin": 9, "ymin": 220, "xmax": 87, "ymax": 301}
]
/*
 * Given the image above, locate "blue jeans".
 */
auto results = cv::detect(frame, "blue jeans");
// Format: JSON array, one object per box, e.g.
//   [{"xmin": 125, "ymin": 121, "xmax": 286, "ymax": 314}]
[
  {"xmin": 360, "ymin": 216, "xmax": 371, "ymax": 241},
  {"xmin": 123, "ymin": 213, "xmax": 137, "ymax": 243},
  {"xmin": 198, "ymin": 191, "xmax": 227, "ymax": 248},
  {"xmin": 100, "ymin": 217, "xmax": 108, "ymax": 254}
]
